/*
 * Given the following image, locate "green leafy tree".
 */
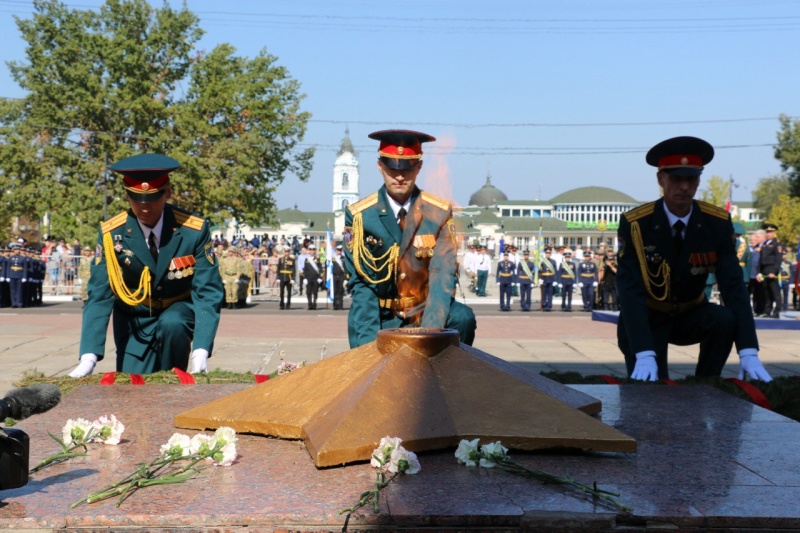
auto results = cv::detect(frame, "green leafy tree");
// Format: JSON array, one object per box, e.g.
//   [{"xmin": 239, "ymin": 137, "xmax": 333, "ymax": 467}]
[
  {"xmin": 698, "ymin": 175, "xmax": 731, "ymax": 207},
  {"xmin": 764, "ymin": 194, "xmax": 800, "ymax": 248},
  {"xmin": 774, "ymin": 114, "xmax": 800, "ymax": 198},
  {"xmin": 752, "ymin": 174, "xmax": 791, "ymax": 221},
  {"xmin": 0, "ymin": 0, "xmax": 312, "ymax": 244}
]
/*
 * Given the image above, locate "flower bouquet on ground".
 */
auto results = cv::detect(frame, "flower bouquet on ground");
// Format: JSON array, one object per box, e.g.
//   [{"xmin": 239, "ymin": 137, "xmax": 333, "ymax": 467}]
[
  {"xmin": 72, "ymin": 426, "xmax": 237, "ymax": 508},
  {"xmin": 340, "ymin": 436, "xmax": 420, "ymax": 530},
  {"xmin": 456, "ymin": 438, "xmax": 631, "ymax": 512},
  {"xmin": 29, "ymin": 414, "xmax": 125, "ymax": 473}
]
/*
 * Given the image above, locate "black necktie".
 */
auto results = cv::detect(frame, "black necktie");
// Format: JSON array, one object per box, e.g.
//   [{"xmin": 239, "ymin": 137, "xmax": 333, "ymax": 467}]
[
  {"xmin": 673, "ymin": 220, "xmax": 685, "ymax": 254},
  {"xmin": 148, "ymin": 232, "xmax": 159, "ymax": 262},
  {"xmin": 397, "ymin": 207, "xmax": 407, "ymax": 232}
]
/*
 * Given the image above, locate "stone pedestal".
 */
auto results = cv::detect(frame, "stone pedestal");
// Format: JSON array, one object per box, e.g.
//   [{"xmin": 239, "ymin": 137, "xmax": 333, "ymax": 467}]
[{"xmin": 2, "ymin": 383, "xmax": 799, "ymax": 530}]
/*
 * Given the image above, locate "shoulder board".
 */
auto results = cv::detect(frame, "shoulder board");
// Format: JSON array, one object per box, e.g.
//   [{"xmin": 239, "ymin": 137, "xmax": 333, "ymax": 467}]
[
  {"xmin": 420, "ymin": 191, "xmax": 451, "ymax": 211},
  {"xmin": 697, "ymin": 201, "xmax": 730, "ymax": 221},
  {"xmin": 101, "ymin": 211, "xmax": 128, "ymax": 234},
  {"xmin": 623, "ymin": 202, "xmax": 655, "ymax": 223},
  {"xmin": 349, "ymin": 193, "xmax": 378, "ymax": 215},
  {"xmin": 173, "ymin": 209, "xmax": 205, "ymax": 231}
]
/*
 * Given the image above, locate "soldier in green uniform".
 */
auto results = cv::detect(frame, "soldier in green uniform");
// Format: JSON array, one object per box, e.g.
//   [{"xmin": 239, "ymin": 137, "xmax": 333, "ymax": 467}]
[
  {"xmin": 220, "ymin": 246, "xmax": 242, "ymax": 309},
  {"xmin": 617, "ymin": 136, "xmax": 772, "ymax": 382},
  {"xmin": 69, "ymin": 154, "xmax": 223, "ymax": 377},
  {"xmin": 238, "ymin": 248, "xmax": 255, "ymax": 308},
  {"xmin": 343, "ymin": 129, "xmax": 476, "ymax": 348},
  {"xmin": 77, "ymin": 245, "xmax": 94, "ymax": 304}
]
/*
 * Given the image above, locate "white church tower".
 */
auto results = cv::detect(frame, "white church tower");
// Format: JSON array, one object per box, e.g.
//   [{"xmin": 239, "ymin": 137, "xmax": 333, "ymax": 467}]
[{"xmin": 332, "ymin": 128, "xmax": 360, "ymax": 212}]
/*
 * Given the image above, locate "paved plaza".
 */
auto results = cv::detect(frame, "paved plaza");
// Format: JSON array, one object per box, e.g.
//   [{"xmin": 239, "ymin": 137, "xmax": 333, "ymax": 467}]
[{"xmin": 1, "ymin": 296, "xmax": 799, "ymax": 395}]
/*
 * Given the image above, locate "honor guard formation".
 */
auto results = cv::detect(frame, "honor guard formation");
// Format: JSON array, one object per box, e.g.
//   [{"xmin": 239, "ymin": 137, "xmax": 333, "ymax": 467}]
[{"xmin": 5, "ymin": 132, "xmax": 797, "ymax": 383}]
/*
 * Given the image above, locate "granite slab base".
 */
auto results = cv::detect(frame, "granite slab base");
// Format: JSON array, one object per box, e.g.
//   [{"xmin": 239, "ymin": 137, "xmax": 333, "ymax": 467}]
[{"xmin": 2, "ymin": 384, "xmax": 800, "ymax": 531}]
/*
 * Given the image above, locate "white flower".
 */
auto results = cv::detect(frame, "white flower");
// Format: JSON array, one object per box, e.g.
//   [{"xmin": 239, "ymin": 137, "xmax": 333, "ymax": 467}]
[
  {"xmin": 208, "ymin": 442, "xmax": 237, "ymax": 466},
  {"xmin": 371, "ymin": 436, "xmax": 403, "ymax": 469},
  {"xmin": 160, "ymin": 433, "xmax": 191, "ymax": 457},
  {"xmin": 478, "ymin": 441, "xmax": 508, "ymax": 468},
  {"xmin": 62, "ymin": 418, "xmax": 93, "ymax": 446},
  {"xmin": 189, "ymin": 433, "xmax": 213, "ymax": 455},
  {"xmin": 211, "ymin": 426, "xmax": 238, "ymax": 448},
  {"xmin": 277, "ymin": 361, "xmax": 299, "ymax": 375},
  {"xmin": 91, "ymin": 414, "xmax": 125, "ymax": 445},
  {"xmin": 388, "ymin": 447, "xmax": 421, "ymax": 475},
  {"xmin": 455, "ymin": 438, "xmax": 480, "ymax": 467}
]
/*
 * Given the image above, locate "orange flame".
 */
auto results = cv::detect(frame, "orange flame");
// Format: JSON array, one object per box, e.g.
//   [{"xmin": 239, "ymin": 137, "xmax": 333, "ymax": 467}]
[{"xmin": 421, "ymin": 132, "xmax": 460, "ymax": 209}]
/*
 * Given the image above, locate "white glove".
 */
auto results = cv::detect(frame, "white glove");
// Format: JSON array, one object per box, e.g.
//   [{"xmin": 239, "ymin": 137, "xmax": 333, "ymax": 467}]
[
  {"xmin": 557, "ymin": 283, "xmax": 562, "ymax": 288},
  {"xmin": 290, "ymin": 279, "xmax": 294, "ymax": 284},
  {"xmin": 69, "ymin": 353, "xmax": 98, "ymax": 378},
  {"xmin": 593, "ymin": 281, "xmax": 598, "ymax": 287},
  {"xmin": 222, "ymin": 280, "xmax": 227, "ymax": 284},
  {"xmin": 578, "ymin": 282, "xmax": 584, "ymax": 288},
  {"xmin": 630, "ymin": 352, "xmax": 658, "ymax": 381},
  {"xmin": 303, "ymin": 279, "xmax": 307, "ymax": 286},
  {"xmin": 189, "ymin": 349, "xmax": 209, "ymax": 374},
  {"xmin": 318, "ymin": 278, "xmax": 322, "ymax": 284},
  {"xmin": 538, "ymin": 279, "xmax": 543, "ymax": 286},
  {"xmin": 738, "ymin": 353, "xmax": 773, "ymax": 382},
  {"xmin": 22, "ymin": 278, "xmax": 27, "ymax": 283}
]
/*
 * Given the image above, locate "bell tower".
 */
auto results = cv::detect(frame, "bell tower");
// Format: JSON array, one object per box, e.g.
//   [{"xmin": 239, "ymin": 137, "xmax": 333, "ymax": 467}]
[{"xmin": 332, "ymin": 128, "xmax": 360, "ymax": 212}]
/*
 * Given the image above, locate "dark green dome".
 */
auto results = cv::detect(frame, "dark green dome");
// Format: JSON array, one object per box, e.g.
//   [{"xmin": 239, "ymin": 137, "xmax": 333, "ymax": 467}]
[{"xmin": 468, "ymin": 175, "xmax": 508, "ymax": 207}]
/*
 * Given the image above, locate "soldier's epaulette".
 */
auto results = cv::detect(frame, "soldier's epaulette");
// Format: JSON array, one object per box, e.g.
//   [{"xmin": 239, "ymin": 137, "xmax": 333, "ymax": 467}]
[
  {"xmin": 173, "ymin": 209, "xmax": 205, "ymax": 231},
  {"xmin": 101, "ymin": 211, "xmax": 128, "ymax": 234},
  {"xmin": 420, "ymin": 191, "xmax": 451, "ymax": 211},
  {"xmin": 349, "ymin": 193, "xmax": 378, "ymax": 215},
  {"xmin": 697, "ymin": 201, "xmax": 730, "ymax": 221},
  {"xmin": 623, "ymin": 201, "xmax": 656, "ymax": 223}
]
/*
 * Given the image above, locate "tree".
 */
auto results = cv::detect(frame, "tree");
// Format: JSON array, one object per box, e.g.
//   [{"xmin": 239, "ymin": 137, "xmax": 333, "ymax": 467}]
[
  {"xmin": 0, "ymin": 0, "xmax": 313, "ymax": 244},
  {"xmin": 764, "ymin": 194, "xmax": 800, "ymax": 249},
  {"xmin": 774, "ymin": 114, "xmax": 800, "ymax": 198},
  {"xmin": 752, "ymin": 174, "xmax": 791, "ymax": 220},
  {"xmin": 698, "ymin": 175, "xmax": 731, "ymax": 208}
]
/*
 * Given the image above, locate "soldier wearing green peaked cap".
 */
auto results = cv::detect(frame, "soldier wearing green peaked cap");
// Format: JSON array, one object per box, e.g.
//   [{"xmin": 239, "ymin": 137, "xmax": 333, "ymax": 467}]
[{"xmin": 70, "ymin": 153, "xmax": 223, "ymax": 378}]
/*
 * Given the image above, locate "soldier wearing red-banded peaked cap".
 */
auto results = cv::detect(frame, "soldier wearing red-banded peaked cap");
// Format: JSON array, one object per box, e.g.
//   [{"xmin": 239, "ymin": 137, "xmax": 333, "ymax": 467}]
[
  {"xmin": 368, "ymin": 129, "xmax": 436, "ymax": 170},
  {"xmin": 646, "ymin": 136, "xmax": 714, "ymax": 177}
]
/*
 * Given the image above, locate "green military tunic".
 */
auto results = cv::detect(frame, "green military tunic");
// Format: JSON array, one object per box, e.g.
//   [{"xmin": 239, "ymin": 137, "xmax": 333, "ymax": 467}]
[
  {"xmin": 344, "ymin": 185, "xmax": 476, "ymax": 348},
  {"xmin": 79, "ymin": 205, "xmax": 223, "ymax": 374}
]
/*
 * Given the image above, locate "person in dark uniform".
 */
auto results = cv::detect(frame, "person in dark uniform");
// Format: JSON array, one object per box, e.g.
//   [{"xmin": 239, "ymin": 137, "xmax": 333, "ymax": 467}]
[
  {"xmin": 343, "ymin": 129, "xmax": 476, "ymax": 347},
  {"xmin": 496, "ymin": 251, "xmax": 515, "ymax": 311},
  {"xmin": 538, "ymin": 247, "xmax": 556, "ymax": 311},
  {"xmin": 6, "ymin": 246, "xmax": 27, "ymax": 308},
  {"xmin": 558, "ymin": 250, "xmax": 577, "ymax": 311},
  {"xmin": 578, "ymin": 250, "xmax": 598, "ymax": 312},
  {"xmin": 0, "ymin": 246, "xmax": 8, "ymax": 307},
  {"xmin": 516, "ymin": 249, "xmax": 535, "ymax": 311},
  {"xmin": 617, "ymin": 136, "xmax": 772, "ymax": 381},
  {"xmin": 758, "ymin": 222, "xmax": 782, "ymax": 318},
  {"xmin": 69, "ymin": 153, "xmax": 224, "ymax": 377},
  {"xmin": 303, "ymin": 244, "xmax": 323, "ymax": 310},
  {"xmin": 600, "ymin": 250, "xmax": 619, "ymax": 311},
  {"xmin": 277, "ymin": 247, "xmax": 295, "ymax": 310},
  {"xmin": 332, "ymin": 244, "xmax": 347, "ymax": 310}
]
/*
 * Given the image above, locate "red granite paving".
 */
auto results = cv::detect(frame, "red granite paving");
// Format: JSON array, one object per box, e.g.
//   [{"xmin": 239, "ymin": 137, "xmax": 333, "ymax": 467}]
[{"xmin": 3, "ymin": 383, "xmax": 800, "ymax": 530}]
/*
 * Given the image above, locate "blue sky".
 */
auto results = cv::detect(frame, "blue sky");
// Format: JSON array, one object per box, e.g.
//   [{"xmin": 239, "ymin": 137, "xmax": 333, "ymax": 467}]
[{"xmin": 1, "ymin": 0, "xmax": 798, "ymax": 212}]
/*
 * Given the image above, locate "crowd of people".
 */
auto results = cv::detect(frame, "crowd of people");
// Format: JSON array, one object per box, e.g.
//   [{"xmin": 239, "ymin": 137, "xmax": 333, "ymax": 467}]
[
  {"xmin": 460, "ymin": 240, "xmax": 621, "ymax": 312},
  {"xmin": 210, "ymin": 235, "xmax": 348, "ymax": 311}
]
